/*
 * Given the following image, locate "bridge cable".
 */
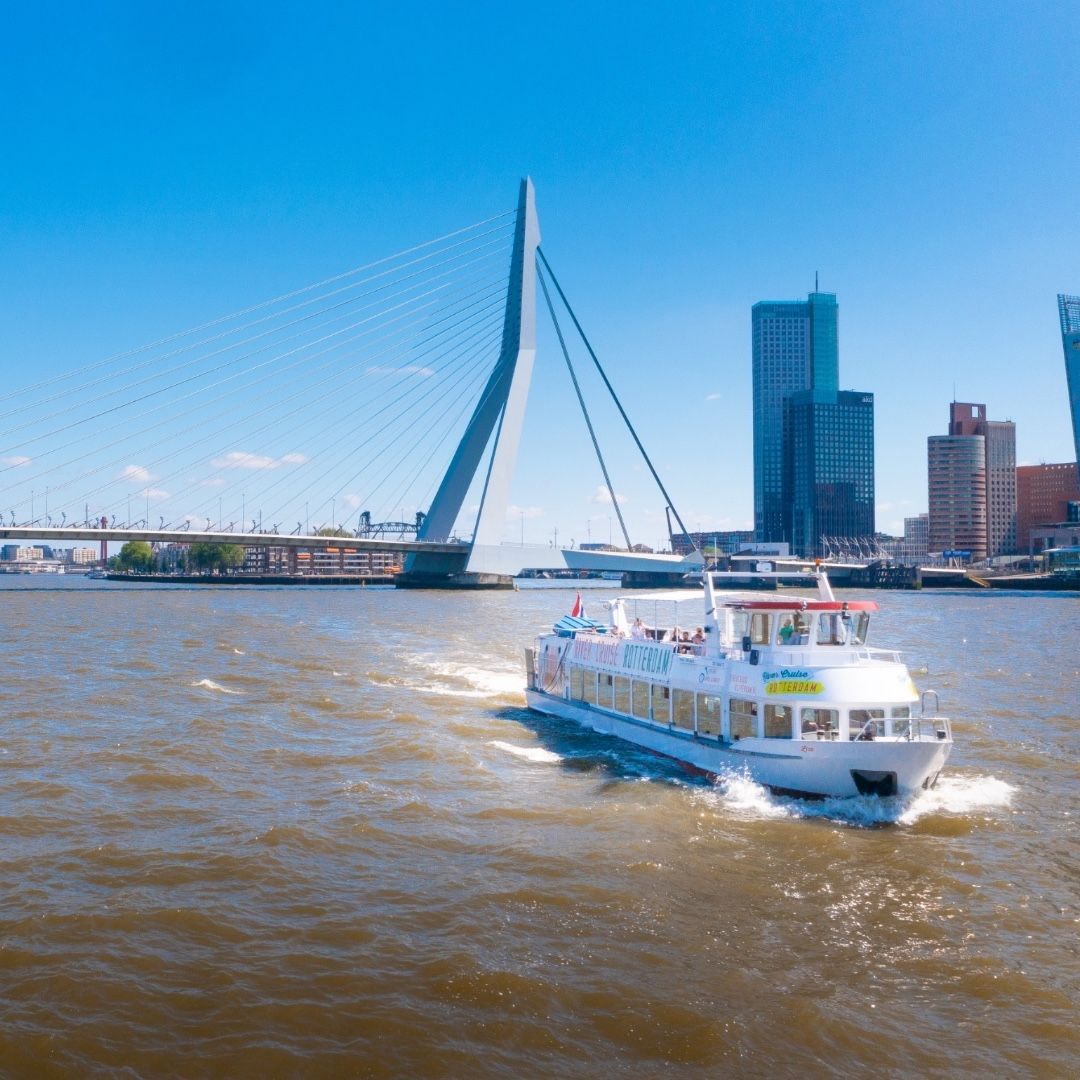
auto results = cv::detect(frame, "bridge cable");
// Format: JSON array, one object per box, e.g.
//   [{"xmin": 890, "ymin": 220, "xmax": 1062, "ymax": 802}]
[
  {"xmin": 6, "ymin": 282, "xmax": 508, "ymax": 516},
  {"xmin": 0, "ymin": 209, "xmax": 515, "ymax": 406},
  {"xmin": 63, "ymin": 294, "xmax": 509, "ymax": 520},
  {"xmin": 536, "ymin": 261, "xmax": 633, "ymax": 551},
  {"xmin": 536, "ymin": 247, "xmax": 700, "ymax": 556}
]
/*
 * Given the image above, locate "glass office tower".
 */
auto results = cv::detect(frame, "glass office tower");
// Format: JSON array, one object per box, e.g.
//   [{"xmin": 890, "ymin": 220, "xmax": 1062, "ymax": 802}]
[
  {"xmin": 752, "ymin": 291, "xmax": 874, "ymax": 555},
  {"xmin": 785, "ymin": 390, "xmax": 875, "ymax": 557},
  {"xmin": 1059, "ymin": 294, "xmax": 1080, "ymax": 484},
  {"xmin": 752, "ymin": 292, "xmax": 838, "ymax": 542}
]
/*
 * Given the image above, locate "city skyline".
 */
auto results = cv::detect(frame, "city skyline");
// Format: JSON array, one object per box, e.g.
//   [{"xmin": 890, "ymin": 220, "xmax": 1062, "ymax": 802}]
[{"xmin": 1, "ymin": 5, "xmax": 1077, "ymax": 544}]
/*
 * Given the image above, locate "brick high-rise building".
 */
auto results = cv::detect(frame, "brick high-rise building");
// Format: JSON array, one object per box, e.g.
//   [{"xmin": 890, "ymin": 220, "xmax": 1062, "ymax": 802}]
[
  {"xmin": 1016, "ymin": 462, "xmax": 1080, "ymax": 552},
  {"xmin": 927, "ymin": 402, "xmax": 1016, "ymax": 560}
]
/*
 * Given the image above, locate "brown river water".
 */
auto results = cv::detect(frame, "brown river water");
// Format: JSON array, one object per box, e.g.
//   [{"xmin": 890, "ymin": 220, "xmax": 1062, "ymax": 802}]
[{"xmin": 0, "ymin": 577, "xmax": 1076, "ymax": 1078}]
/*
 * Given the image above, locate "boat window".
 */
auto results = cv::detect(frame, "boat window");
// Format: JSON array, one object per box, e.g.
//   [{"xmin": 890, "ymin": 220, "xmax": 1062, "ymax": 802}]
[
  {"xmin": 750, "ymin": 613, "xmax": 771, "ymax": 645},
  {"xmin": 890, "ymin": 706, "xmax": 910, "ymax": 718},
  {"xmin": 652, "ymin": 684, "xmax": 671, "ymax": 724},
  {"xmin": 776, "ymin": 613, "xmax": 810, "ymax": 646},
  {"xmin": 849, "ymin": 708, "xmax": 885, "ymax": 740},
  {"xmin": 570, "ymin": 666, "xmax": 585, "ymax": 700},
  {"xmin": 816, "ymin": 613, "xmax": 848, "ymax": 646},
  {"xmin": 801, "ymin": 707, "xmax": 839, "ymax": 740},
  {"xmin": 598, "ymin": 673, "xmax": 614, "ymax": 709},
  {"xmin": 672, "ymin": 689, "xmax": 695, "ymax": 730},
  {"xmin": 730, "ymin": 610, "xmax": 750, "ymax": 646},
  {"xmin": 697, "ymin": 694, "xmax": 721, "ymax": 737},
  {"xmin": 848, "ymin": 612, "xmax": 870, "ymax": 646},
  {"xmin": 632, "ymin": 680, "xmax": 651, "ymax": 720},
  {"xmin": 582, "ymin": 670, "xmax": 598, "ymax": 705},
  {"xmin": 614, "ymin": 676, "xmax": 631, "ymax": 714},
  {"xmin": 730, "ymin": 697, "xmax": 758, "ymax": 740},
  {"xmin": 763, "ymin": 703, "xmax": 793, "ymax": 739}
]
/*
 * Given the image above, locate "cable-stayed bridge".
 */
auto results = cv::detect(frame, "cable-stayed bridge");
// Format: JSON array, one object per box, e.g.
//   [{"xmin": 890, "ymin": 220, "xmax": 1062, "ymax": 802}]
[{"xmin": 0, "ymin": 179, "xmax": 703, "ymax": 587}]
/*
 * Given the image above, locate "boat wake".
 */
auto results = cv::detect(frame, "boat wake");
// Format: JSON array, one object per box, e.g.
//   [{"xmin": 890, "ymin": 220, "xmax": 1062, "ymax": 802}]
[
  {"xmin": 489, "ymin": 740, "xmax": 563, "ymax": 763},
  {"xmin": 700, "ymin": 769, "xmax": 1016, "ymax": 828},
  {"xmin": 409, "ymin": 658, "xmax": 525, "ymax": 699}
]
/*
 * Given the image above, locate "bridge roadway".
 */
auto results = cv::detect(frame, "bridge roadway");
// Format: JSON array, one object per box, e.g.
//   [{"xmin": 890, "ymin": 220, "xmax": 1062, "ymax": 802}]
[{"xmin": 0, "ymin": 527, "xmax": 466, "ymax": 555}]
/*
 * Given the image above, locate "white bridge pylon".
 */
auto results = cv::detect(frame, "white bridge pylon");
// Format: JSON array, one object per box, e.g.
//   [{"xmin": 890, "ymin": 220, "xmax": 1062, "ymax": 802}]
[{"xmin": 402, "ymin": 177, "xmax": 702, "ymax": 586}]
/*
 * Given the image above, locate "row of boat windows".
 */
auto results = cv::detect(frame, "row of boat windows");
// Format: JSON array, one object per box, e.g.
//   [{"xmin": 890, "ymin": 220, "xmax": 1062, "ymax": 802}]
[
  {"xmin": 565, "ymin": 666, "xmax": 911, "ymax": 741},
  {"xmin": 737, "ymin": 610, "xmax": 870, "ymax": 648}
]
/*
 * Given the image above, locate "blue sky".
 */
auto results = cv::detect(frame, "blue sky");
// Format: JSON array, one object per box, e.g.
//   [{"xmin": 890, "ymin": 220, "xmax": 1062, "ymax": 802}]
[{"xmin": 1, "ymin": 2, "xmax": 1076, "ymax": 546}]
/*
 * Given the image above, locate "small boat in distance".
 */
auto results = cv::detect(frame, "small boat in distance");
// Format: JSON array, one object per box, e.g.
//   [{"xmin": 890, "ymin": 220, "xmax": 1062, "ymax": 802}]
[{"xmin": 525, "ymin": 570, "xmax": 952, "ymax": 800}]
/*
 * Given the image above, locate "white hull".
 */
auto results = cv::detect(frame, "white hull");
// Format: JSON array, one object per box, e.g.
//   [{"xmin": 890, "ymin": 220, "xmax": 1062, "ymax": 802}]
[{"xmin": 526, "ymin": 688, "xmax": 950, "ymax": 799}]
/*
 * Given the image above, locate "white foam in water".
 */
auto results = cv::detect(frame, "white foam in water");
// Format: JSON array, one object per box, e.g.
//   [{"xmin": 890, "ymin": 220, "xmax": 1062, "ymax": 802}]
[
  {"xmin": 490, "ymin": 740, "xmax": 563, "ymax": 763},
  {"xmin": 411, "ymin": 658, "xmax": 524, "ymax": 698},
  {"xmin": 191, "ymin": 678, "xmax": 242, "ymax": 695},
  {"xmin": 699, "ymin": 769, "xmax": 1015, "ymax": 828},
  {"xmin": 897, "ymin": 775, "xmax": 1015, "ymax": 825}
]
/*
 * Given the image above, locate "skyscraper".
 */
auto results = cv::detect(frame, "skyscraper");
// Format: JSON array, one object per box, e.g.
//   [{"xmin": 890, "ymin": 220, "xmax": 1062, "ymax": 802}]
[
  {"xmin": 927, "ymin": 402, "xmax": 1016, "ymax": 561},
  {"xmin": 751, "ymin": 291, "xmax": 874, "ymax": 555},
  {"xmin": 1059, "ymin": 294, "xmax": 1080, "ymax": 482}
]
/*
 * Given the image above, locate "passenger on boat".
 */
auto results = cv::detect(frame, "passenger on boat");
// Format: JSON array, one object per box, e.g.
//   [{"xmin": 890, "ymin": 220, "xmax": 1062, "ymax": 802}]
[{"xmin": 630, "ymin": 617, "xmax": 647, "ymax": 640}]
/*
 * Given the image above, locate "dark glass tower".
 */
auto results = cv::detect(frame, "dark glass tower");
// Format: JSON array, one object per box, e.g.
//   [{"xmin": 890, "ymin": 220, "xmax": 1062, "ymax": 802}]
[
  {"xmin": 752, "ymin": 291, "xmax": 874, "ymax": 555},
  {"xmin": 752, "ymin": 292, "xmax": 837, "ymax": 542},
  {"xmin": 1059, "ymin": 294, "xmax": 1080, "ymax": 484},
  {"xmin": 785, "ymin": 390, "xmax": 875, "ymax": 557}
]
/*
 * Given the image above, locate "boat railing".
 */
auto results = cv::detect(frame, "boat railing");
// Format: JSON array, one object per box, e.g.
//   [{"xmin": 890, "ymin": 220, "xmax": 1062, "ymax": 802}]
[{"xmin": 849, "ymin": 714, "xmax": 951, "ymax": 743}]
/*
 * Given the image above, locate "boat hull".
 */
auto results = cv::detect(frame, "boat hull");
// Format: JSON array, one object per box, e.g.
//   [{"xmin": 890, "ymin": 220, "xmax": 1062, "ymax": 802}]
[{"xmin": 526, "ymin": 688, "xmax": 951, "ymax": 800}]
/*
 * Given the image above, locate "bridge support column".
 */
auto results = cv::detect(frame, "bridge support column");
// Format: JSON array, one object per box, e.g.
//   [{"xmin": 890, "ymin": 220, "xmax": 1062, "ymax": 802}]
[{"xmin": 398, "ymin": 177, "xmax": 540, "ymax": 590}]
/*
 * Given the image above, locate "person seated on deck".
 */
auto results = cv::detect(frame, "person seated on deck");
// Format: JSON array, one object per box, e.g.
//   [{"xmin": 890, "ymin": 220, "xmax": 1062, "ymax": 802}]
[{"xmin": 630, "ymin": 617, "xmax": 647, "ymax": 640}]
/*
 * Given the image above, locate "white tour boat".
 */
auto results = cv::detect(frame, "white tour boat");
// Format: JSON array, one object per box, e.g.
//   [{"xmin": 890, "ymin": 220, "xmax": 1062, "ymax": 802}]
[{"xmin": 525, "ymin": 570, "xmax": 952, "ymax": 799}]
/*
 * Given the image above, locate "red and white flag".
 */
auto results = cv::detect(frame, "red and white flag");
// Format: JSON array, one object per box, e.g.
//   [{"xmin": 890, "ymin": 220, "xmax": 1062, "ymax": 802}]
[{"xmin": 570, "ymin": 592, "xmax": 584, "ymax": 619}]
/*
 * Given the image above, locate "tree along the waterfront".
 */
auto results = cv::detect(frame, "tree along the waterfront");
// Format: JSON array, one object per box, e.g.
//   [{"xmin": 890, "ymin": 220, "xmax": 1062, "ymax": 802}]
[
  {"xmin": 117, "ymin": 540, "xmax": 154, "ymax": 573},
  {"xmin": 186, "ymin": 542, "xmax": 245, "ymax": 573}
]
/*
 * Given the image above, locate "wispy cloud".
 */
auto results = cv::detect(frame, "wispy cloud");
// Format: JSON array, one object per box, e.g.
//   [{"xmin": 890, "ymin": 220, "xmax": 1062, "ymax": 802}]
[
  {"xmin": 590, "ymin": 485, "xmax": 626, "ymax": 505},
  {"xmin": 342, "ymin": 494, "xmax": 363, "ymax": 510},
  {"xmin": 120, "ymin": 464, "xmax": 154, "ymax": 483},
  {"xmin": 2, "ymin": 455, "xmax": 31, "ymax": 466},
  {"xmin": 705, "ymin": 392, "xmax": 722, "ymax": 401},
  {"xmin": 198, "ymin": 477, "xmax": 226, "ymax": 487},
  {"xmin": 144, "ymin": 487, "xmax": 170, "ymax": 500},
  {"xmin": 211, "ymin": 451, "xmax": 310, "ymax": 470},
  {"xmin": 508, "ymin": 504, "xmax": 544, "ymax": 519}
]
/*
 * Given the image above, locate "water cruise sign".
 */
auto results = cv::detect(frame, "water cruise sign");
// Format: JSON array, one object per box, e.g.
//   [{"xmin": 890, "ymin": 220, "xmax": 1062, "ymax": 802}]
[
  {"xmin": 570, "ymin": 634, "xmax": 674, "ymax": 677},
  {"xmin": 763, "ymin": 668, "xmax": 824, "ymax": 695}
]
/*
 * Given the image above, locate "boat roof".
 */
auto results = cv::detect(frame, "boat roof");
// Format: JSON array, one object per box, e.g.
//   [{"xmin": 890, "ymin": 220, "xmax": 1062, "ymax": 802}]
[
  {"xmin": 611, "ymin": 588, "xmax": 876, "ymax": 612},
  {"xmin": 722, "ymin": 596, "xmax": 877, "ymax": 611}
]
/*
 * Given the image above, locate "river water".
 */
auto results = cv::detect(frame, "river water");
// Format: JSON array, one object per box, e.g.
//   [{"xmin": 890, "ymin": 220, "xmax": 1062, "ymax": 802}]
[{"xmin": 0, "ymin": 577, "xmax": 1076, "ymax": 1077}]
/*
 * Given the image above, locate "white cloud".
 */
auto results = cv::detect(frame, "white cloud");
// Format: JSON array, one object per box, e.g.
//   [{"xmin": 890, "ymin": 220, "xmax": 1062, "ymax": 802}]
[
  {"xmin": 590, "ymin": 485, "xmax": 626, "ymax": 505},
  {"xmin": 198, "ymin": 477, "xmax": 226, "ymax": 488},
  {"xmin": 508, "ymin": 504, "xmax": 544, "ymax": 519},
  {"xmin": 705, "ymin": 392, "xmax": 722, "ymax": 401},
  {"xmin": 211, "ymin": 451, "xmax": 310, "ymax": 470},
  {"xmin": 366, "ymin": 364, "xmax": 435, "ymax": 377},
  {"xmin": 2, "ymin": 455, "xmax": 31, "ymax": 467},
  {"xmin": 144, "ymin": 488, "xmax": 170, "ymax": 500},
  {"xmin": 342, "ymin": 494, "xmax": 363, "ymax": 510},
  {"xmin": 120, "ymin": 464, "xmax": 154, "ymax": 483}
]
